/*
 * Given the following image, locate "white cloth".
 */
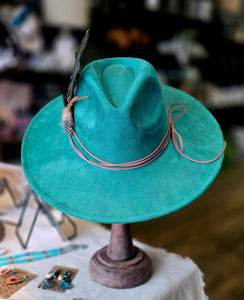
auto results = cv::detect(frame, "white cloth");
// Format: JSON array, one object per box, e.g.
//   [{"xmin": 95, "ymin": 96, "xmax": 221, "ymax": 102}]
[{"xmin": 0, "ymin": 192, "xmax": 208, "ymax": 300}]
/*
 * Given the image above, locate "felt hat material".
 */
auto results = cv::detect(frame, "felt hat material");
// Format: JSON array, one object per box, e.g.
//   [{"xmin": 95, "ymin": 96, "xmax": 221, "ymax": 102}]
[{"xmin": 21, "ymin": 58, "xmax": 225, "ymax": 223}]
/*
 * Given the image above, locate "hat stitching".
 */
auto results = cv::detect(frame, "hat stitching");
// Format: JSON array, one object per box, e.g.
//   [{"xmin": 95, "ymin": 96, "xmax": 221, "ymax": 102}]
[
  {"xmin": 22, "ymin": 113, "xmax": 222, "ymax": 220},
  {"xmin": 23, "ymin": 159, "xmax": 218, "ymax": 221}
]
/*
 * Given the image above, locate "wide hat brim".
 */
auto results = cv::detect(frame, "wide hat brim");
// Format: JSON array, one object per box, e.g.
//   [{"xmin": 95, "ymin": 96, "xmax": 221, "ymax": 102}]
[{"xmin": 21, "ymin": 85, "xmax": 224, "ymax": 224}]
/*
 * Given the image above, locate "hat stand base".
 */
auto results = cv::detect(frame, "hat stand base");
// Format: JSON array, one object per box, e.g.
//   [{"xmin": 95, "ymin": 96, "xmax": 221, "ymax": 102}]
[{"xmin": 89, "ymin": 224, "xmax": 152, "ymax": 289}]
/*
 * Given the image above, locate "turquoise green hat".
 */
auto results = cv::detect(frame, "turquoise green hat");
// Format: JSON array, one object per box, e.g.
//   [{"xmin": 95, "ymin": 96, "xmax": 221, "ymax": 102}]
[{"xmin": 21, "ymin": 57, "xmax": 225, "ymax": 224}]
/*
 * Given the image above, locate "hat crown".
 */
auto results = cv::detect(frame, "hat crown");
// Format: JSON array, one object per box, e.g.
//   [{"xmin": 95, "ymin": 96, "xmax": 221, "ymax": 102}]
[
  {"xmin": 74, "ymin": 58, "xmax": 168, "ymax": 163},
  {"xmin": 103, "ymin": 64, "xmax": 135, "ymax": 108}
]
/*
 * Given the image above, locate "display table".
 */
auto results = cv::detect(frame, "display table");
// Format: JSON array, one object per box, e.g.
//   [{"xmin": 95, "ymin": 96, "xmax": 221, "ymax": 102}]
[{"xmin": 0, "ymin": 191, "xmax": 208, "ymax": 300}]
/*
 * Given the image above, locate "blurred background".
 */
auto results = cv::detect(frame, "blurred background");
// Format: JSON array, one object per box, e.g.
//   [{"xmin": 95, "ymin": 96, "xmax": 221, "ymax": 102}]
[{"xmin": 0, "ymin": 1, "xmax": 243, "ymax": 299}]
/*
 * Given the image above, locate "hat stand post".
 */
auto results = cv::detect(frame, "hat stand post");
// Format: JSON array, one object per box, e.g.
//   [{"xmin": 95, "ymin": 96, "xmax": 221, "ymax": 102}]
[{"xmin": 89, "ymin": 223, "xmax": 152, "ymax": 288}]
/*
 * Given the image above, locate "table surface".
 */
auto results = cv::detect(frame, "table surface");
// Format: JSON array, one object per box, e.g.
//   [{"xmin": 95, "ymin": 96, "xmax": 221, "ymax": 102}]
[{"xmin": 0, "ymin": 191, "xmax": 208, "ymax": 300}]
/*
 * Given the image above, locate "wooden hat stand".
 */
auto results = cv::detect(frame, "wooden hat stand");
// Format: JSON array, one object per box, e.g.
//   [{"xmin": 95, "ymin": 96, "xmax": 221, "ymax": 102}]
[{"xmin": 89, "ymin": 223, "xmax": 152, "ymax": 289}]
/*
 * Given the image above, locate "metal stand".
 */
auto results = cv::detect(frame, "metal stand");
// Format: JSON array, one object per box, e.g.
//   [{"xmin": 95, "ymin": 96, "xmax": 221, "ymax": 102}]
[
  {"xmin": 89, "ymin": 224, "xmax": 152, "ymax": 289},
  {"xmin": 0, "ymin": 177, "xmax": 22, "ymax": 228},
  {"xmin": 0, "ymin": 177, "xmax": 77, "ymax": 249},
  {"xmin": 0, "ymin": 177, "xmax": 22, "ymax": 208},
  {"xmin": 15, "ymin": 188, "xmax": 77, "ymax": 249}
]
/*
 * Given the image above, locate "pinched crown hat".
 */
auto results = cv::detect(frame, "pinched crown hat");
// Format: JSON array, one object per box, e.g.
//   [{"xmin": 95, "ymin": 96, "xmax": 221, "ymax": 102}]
[{"xmin": 21, "ymin": 57, "xmax": 225, "ymax": 223}]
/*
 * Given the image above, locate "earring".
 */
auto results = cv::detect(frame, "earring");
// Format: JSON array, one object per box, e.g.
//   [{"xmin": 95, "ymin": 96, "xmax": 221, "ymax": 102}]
[
  {"xmin": 57, "ymin": 271, "xmax": 72, "ymax": 290},
  {"xmin": 0, "ymin": 268, "xmax": 11, "ymax": 277},
  {"xmin": 43, "ymin": 270, "xmax": 60, "ymax": 289},
  {"xmin": 45, "ymin": 271, "xmax": 55, "ymax": 280},
  {"xmin": 63, "ymin": 271, "xmax": 71, "ymax": 283},
  {"xmin": 5, "ymin": 276, "xmax": 22, "ymax": 285},
  {"xmin": 45, "ymin": 270, "xmax": 59, "ymax": 280},
  {"xmin": 57, "ymin": 273, "xmax": 63, "ymax": 281},
  {"xmin": 42, "ymin": 279, "xmax": 54, "ymax": 289},
  {"xmin": 58, "ymin": 280, "xmax": 72, "ymax": 290}
]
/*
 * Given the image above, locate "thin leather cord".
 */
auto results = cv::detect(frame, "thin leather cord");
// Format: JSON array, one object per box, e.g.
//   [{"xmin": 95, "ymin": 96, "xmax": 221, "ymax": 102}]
[
  {"xmin": 67, "ymin": 100, "xmax": 226, "ymax": 170},
  {"xmin": 69, "ymin": 126, "xmax": 171, "ymax": 170},
  {"xmin": 167, "ymin": 102, "xmax": 227, "ymax": 163}
]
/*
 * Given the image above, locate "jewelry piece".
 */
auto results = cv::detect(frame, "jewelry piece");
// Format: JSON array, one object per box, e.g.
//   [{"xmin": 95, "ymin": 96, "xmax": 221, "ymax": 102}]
[
  {"xmin": 5, "ymin": 275, "xmax": 22, "ymax": 285},
  {"xmin": 57, "ymin": 274, "xmax": 63, "ymax": 281},
  {"xmin": 0, "ymin": 268, "xmax": 11, "ymax": 277},
  {"xmin": 0, "ymin": 244, "xmax": 86, "ymax": 266},
  {"xmin": 45, "ymin": 272, "xmax": 55, "ymax": 280},
  {"xmin": 58, "ymin": 280, "xmax": 72, "ymax": 290},
  {"xmin": 42, "ymin": 279, "xmax": 54, "ymax": 289},
  {"xmin": 63, "ymin": 271, "xmax": 71, "ymax": 283},
  {"xmin": 52, "ymin": 271, "xmax": 59, "ymax": 279}
]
